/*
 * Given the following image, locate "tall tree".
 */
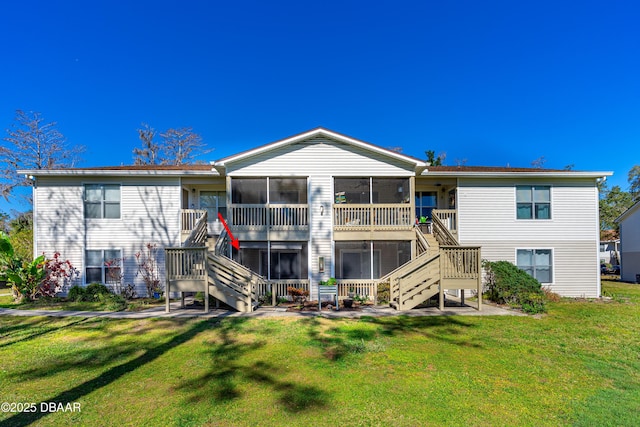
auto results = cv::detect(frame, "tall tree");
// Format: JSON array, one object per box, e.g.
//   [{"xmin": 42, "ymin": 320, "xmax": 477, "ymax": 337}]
[
  {"xmin": 132, "ymin": 123, "xmax": 161, "ymax": 165},
  {"xmin": 425, "ymin": 150, "xmax": 446, "ymax": 166},
  {"xmin": 599, "ymin": 185, "xmax": 634, "ymax": 234},
  {"xmin": 531, "ymin": 156, "xmax": 546, "ymax": 169},
  {"xmin": 628, "ymin": 164, "xmax": 640, "ymax": 200},
  {"xmin": 1, "ymin": 110, "xmax": 84, "ymax": 201},
  {"xmin": 159, "ymin": 127, "xmax": 211, "ymax": 165},
  {"xmin": 132, "ymin": 124, "xmax": 209, "ymax": 165}
]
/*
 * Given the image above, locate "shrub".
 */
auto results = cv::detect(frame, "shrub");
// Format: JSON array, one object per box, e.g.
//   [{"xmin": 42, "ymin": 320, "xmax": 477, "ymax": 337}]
[
  {"xmin": 377, "ymin": 281, "xmax": 390, "ymax": 305},
  {"xmin": 41, "ymin": 252, "xmax": 79, "ymax": 297},
  {"xmin": 483, "ymin": 260, "xmax": 546, "ymax": 314},
  {"xmin": 287, "ymin": 286, "xmax": 308, "ymax": 304},
  {"xmin": 97, "ymin": 293, "xmax": 127, "ymax": 311},
  {"xmin": 67, "ymin": 285, "xmax": 87, "ymax": 301},
  {"xmin": 85, "ymin": 283, "xmax": 111, "ymax": 301}
]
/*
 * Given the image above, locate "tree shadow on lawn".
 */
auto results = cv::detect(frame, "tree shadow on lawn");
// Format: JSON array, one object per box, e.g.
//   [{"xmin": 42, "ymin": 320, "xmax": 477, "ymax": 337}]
[
  {"xmin": 174, "ymin": 317, "xmax": 331, "ymax": 413},
  {"xmin": 0, "ymin": 318, "xmax": 214, "ymax": 427},
  {"xmin": 0, "ymin": 316, "xmax": 90, "ymax": 349},
  {"xmin": 301, "ymin": 315, "xmax": 482, "ymax": 362}
]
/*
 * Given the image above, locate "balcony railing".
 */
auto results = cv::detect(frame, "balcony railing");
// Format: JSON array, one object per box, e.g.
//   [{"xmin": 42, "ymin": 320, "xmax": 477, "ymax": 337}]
[
  {"xmin": 433, "ymin": 209, "xmax": 457, "ymax": 235},
  {"xmin": 229, "ymin": 204, "xmax": 309, "ymax": 230},
  {"xmin": 334, "ymin": 204, "xmax": 413, "ymax": 231}
]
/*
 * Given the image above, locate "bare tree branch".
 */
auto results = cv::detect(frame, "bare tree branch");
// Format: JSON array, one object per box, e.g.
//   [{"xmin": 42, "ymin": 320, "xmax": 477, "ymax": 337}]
[
  {"xmin": 1, "ymin": 110, "xmax": 85, "ymax": 201},
  {"xmin": 132, "ymin": 123, "xmax": 161, "ymax": 165},
  {"xmin": 159, "ymin": 127, "xmax": 211, "ymax": 165}
]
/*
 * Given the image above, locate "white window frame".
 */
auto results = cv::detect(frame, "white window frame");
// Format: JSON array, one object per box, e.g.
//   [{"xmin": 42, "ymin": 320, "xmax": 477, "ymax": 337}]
[
  {"xmin": 516, "ymin": 248, "xmax": 554, "ymax": 284},
  {"xmin": 85, "ymin": 249, "xmax": 122, "ymax": 285},
  {"xmin": 516, "ymin": 185, "xmax": 551, "ymax": 220},
  {"xmin": 84, "ymin": 184, "xmax": 121, "ymax": 219}
]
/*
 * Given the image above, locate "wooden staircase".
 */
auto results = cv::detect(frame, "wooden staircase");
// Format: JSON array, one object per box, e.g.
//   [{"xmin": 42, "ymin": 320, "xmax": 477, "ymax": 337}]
[
  {"xmin": 386, "ymin": 251, "xmax": 442, "ymax": 310},
  {"xmin": 166, "ymin": 217, "xmax": 267, "ymax": 313},
  {"xmin": 206, "ymin": 251, "xmax": 264, "ymax": 312},
  {"xmin": 167, "ymin": 208, "xmax": 482, "ymax": 314}
]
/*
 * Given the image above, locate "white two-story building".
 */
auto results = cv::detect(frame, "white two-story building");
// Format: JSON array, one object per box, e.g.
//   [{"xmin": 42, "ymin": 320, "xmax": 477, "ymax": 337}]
[{"xmin": 23, "ymin": 128, "xmax": 610, "ymax": 311}]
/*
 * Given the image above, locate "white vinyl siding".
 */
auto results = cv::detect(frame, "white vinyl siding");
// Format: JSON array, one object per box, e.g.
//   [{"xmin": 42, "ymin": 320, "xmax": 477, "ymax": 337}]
[
  {"xmin": 34, "ymin": 176, "xmax": 181, "ymax": 296},
  {"xmin": 457, "ymin": 177, "xmax": 600, "ymax": 297},
  {"xmin": 309, "ymin": 176, "xmax": 333, "ymax": 298},
  {"xmin": 226, "ymin": 137, "xmax": 415, "ymax": 177},
  {"xmin": 618, "ymin": 203, "xmax": 640, "ymax": 283}
]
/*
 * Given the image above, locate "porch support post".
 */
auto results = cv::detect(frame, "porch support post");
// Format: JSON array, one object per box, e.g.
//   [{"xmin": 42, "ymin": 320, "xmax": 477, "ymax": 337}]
[
  {"xmin": 204, "ymin": 250, "xmax": 209, "ymax": 314},
  {"xmin": 477, "ymin": 247, "xmax": 483, "ymax": 311},
  {"xmin": 271, "ymin": 282, "xmax": 276, "ymax": 306},
  {"xmin": 439, "ymin": 283, "xmax": 444, "ymax": 311},
  {"xmin": 165, "ymin": 280, "xmax": 170, "ymax": 313}
]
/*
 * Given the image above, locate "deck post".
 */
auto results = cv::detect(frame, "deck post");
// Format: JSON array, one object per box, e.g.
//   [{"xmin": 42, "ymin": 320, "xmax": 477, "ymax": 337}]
[
  {"xmin": 439, "ymin": 283, "xmax": 444, "ymax": 310},
  {"xmin": 165, "ymin": 278, "xmax": 170, "ymax": 313},
  {"xmin": 477, "ymin": 248, "xmax": 482, "ymax": 311},
  {"xmin": 204, "ymin": 252, "xmax": 209, "ymax": 313},
  {"xmin": 271, "ymin": 282, "xmax": 276, "ymax": 306}
]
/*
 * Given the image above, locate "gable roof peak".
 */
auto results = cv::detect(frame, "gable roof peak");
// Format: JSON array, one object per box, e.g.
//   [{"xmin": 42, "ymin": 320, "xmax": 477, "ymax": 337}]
[{"xmin": 213, "ymin": 127, "xmax": 426, "ymax": 168}]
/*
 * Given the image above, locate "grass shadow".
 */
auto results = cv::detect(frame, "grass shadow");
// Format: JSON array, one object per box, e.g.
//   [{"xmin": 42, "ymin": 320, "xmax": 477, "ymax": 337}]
[
  {"xmin": 0, "ymin": 318, "xmax": 212, "ymax": 427},
  {"xmin": 0, "ymin": 316, "xmax": 89, "ymax": 349},
  {"xmin": 174, "ymin": 317, "xmax": 331, "ymax": 413}
]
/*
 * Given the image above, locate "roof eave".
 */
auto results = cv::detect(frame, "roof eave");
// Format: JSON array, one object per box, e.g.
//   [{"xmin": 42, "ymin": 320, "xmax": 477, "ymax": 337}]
[
  {"xmin": 615, "ymin": 200, "xmax": 640, "ymax": 223},
  {"xmin": 17, "ymin": 169, "xmax": 220, "ymax": 177},
  {"xmin": 420, "ymin": 170, "xmax": 613, "ymax": 179}
]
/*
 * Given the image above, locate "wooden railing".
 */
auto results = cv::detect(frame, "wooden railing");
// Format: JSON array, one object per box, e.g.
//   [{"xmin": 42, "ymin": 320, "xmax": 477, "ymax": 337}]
[
  {"xmin": 440, "ymin": 246, "xmax": 481, "ymax": 282},
  {"xmin": 337, "ymin": 280, "xmax": 377, "ymax": 302},
  {"xmin": 183, "ymin": 211, "xmax": 208, "ymax": 247},
  {"xmin": 255, "ymin": 280, "xmax": 310, "ymax": 305},
  {"xmin": 214, "ymin": 228, "xmax": 230, "ymax": 256},
  {"xmin": 432, "ymin": 212, "xmax": 458, "ymax": 246},
  {"xmin": 415, "ymin": 226, "xmax": 432, "ymax": 256},
  {"xmin": 334, "ymin": 204, "xmax": 413, "ymax": 231},
  {"xmin": 230, "ymin": 204, "xmax": 309, "ymax": 230},
  {"xmin": 384, "ymin": 252, "xmax": 441, "ymax": 311},
  {"xmin": 181, "ymin": 209, "xmax": 207, "ymax": 234},
  {"xmin": 166, "ymin": 247, "xmax": 208, "ymax": 281},
  {"xmin": 207, "ymin": 252, "xmax": 267, "ymax": 311},
  {"xmin": 433, "ymin": 209, "xmax": 457, "ymax": 234}
]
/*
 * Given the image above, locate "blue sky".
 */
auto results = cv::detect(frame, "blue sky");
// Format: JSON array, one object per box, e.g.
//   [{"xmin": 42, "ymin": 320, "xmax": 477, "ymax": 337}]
[{"xmin": 1, "ymin": 0, "xmax": 638, "ymax": 212}]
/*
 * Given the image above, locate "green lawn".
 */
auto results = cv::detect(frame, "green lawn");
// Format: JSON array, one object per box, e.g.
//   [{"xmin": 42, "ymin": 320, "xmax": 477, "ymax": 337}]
[{"xmin": 0, "ymin": 281, "xmax": 638, "ymax": 426}]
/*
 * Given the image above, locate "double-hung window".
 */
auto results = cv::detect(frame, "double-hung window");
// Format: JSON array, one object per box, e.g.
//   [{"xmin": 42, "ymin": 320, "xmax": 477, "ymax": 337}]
[
  {"xmin": 516, "ymin": 186, "xmax": 550, "ymax": 219},
  {"xmin": 86, "ymin": 249, "xmax": 122, "ymax": 284},
  {"xmin": 85, "ymin": 184, "xmax": 121, "ymax": 219},
  {"xmin": 517, "ymin": 249, "xmax": 553, "ymax": 283}
]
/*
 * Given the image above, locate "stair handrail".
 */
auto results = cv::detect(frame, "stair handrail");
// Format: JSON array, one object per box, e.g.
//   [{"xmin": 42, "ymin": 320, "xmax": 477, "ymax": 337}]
[
  {"xmin": 431, "ymin": 213, "xmax": 458, "ymax": 246},
  {"xmin": 414, "ymin": 225, "xmax": 432, "ymax": 256},
  {"xmin": 207, "ymin": 252, "xmax": 266, "ymax": 311},
  {"xmin": 183, "ymin": 210, "xmax": 208, "ymax": 247},
  {"xmin": 382, "ymin": 251, "xmax": 440, "ymax": 306},
  {"xmin": 214, "ymin": 228, "xmax": 230, "ymax": 256}
]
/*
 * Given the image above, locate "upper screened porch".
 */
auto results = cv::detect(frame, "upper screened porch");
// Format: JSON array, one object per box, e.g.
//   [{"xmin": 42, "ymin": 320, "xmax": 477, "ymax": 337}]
[{"xmin": 180, "ymin": 176, "xmax": 459, "ymax": 238}]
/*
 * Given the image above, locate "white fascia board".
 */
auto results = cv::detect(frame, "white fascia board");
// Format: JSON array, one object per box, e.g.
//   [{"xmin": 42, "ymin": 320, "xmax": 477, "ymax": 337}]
[
  {"xmin": 214, "ymin": 128, "xmax": 427, "ymax": 168},
  {"xmin": 420, "ymin": 170, "xmax": 613, "ymax": 179},
  {"xmin": 17, "ymin": 169, "xmax": 219, "ymax": 177}
]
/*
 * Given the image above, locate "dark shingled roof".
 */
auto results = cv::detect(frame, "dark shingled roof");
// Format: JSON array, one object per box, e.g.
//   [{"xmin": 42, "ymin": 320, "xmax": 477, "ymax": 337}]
[
  {"xmin": 66, "ymin": 164, "xmax": 213, "ymax": 171},
  {"xmin": 426, "ymin": 165, "xmax": 574, "ymax": 173}
]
